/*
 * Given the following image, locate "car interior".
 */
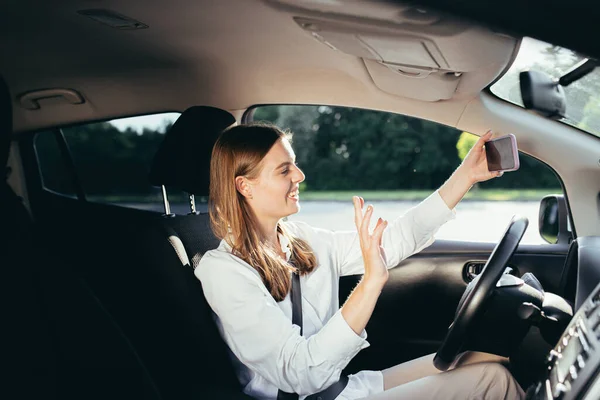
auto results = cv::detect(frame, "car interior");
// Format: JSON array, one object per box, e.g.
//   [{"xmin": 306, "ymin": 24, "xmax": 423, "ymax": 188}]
[{"xmin": 3, "ymin": 1, "xmax": 600, "ymax": 399}]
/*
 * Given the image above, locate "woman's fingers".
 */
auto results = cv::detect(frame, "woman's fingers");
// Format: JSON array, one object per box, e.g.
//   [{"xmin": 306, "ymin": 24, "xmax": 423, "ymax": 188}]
[
  {"xmin": 374, "ymin": 217, "xmax": 383, "ymax": 231},
  {"xmin": 360, "ymin": 205, "xmax": 373, "ymax": 239},
  {"xmin": 480, "ymin": 130, "xmax": 493, "ymax": 143},
  {"xmin": 473, "ymin": 130, "xmax": 493, "ymax": 152},
  {"xmin": 353, "ymin": 197, "xmax": 386, "ymax": 252},
  {"xmin": 353, "ymin": 196, "xmax": 363, "ymax": 231},
  {"xmin": 353, "ymin": 196, "xmax": 371, "ymax": 238},
  {"xmin": 372, "ymin": 218, "xmax": 388, "ymax": 247}
]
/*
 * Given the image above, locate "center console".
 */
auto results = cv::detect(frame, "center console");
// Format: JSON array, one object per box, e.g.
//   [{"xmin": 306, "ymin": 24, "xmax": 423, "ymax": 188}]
[{"xmin": 530, "ymin": 285, "xmax": 600, "ymax": 399}]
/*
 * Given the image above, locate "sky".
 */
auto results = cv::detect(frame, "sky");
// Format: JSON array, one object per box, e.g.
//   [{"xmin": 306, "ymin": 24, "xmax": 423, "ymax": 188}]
[{"xmin": 108, "ymin": 112, "xmax": 180, "ymax": 133}]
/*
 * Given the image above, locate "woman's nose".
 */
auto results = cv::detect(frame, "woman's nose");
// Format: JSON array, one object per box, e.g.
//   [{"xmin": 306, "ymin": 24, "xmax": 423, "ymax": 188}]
[{"xmin": 294, "ymin": 166, "xmax": 305, "ymax": 183}]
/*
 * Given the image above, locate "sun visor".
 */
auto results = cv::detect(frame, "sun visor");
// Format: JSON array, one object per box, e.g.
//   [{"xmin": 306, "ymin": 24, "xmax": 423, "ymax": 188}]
[
  {"xmin": 301, "ymin": 25, "xmax": 447, "ymax": 69},
  {"xmin": 291, "ymin": 12, "xmax": 515, "ymax": 101},
  {"xmin": 362, "ymin": 60, "xmax": 460, "ymax": 101}
]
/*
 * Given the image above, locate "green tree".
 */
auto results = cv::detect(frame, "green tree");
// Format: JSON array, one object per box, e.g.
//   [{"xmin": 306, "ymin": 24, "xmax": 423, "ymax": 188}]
[
  {"xmin": 274, "ymin": 106, "xmax": 319, "ymax": 169},
  {"xmin": 579, "ymin": 95, "xmax": 600, "ymax": 135},
  {"xmin": 252, "ymin": 106, "xmax": 280, "ymax": 123},
  {"xmin": 300, "ymin": 107, "xmax": 462, "ymax": 190},
  {"xmin": 247, "ymin": 105, "xmax": 561, "ymax": 191},
  {"xmin": 456, "ymin": 132, "xmax": 478, "ymax": 161}
]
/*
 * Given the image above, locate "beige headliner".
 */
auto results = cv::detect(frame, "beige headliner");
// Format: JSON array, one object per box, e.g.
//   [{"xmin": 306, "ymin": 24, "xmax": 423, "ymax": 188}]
[
  {"xmin": 2, "ymin": 0, "xmax": 600, "ymax": 237},
  {"xmin": 1, "ymin": 0, "xmax": 515, "ymax": 132}
]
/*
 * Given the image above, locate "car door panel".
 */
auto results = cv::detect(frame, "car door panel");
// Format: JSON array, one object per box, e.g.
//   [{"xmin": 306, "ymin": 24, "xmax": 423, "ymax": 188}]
[{"xmin": 341, "ymin": 239, "xmax": 569, "ymax": 373}]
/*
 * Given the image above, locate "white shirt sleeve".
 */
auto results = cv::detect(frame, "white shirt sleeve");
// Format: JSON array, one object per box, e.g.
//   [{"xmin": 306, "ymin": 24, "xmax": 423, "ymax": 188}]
[
  {"xmin": 195, "ymin": 254, "xmax": 370, "ymax": 396},
  {"xmin": 290, "ymin": 190, "xmax": 456, "ymax": 277}
]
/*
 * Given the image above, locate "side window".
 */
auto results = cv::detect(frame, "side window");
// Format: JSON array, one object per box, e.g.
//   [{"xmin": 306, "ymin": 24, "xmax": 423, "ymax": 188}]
[
  {"xmin": 34, "ymin": 113, "xmax": 195, "ymax": 213},
  {"xmin": 34, "ymin": 131, "xmax": 77, "ymax": 198},
  {"xmin": 250, "ymin": 105, "xmax": 563, "ymax": 245}
]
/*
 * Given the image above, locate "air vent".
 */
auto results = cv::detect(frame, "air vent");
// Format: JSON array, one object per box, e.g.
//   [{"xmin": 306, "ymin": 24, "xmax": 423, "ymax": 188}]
[{"xmin": 77, "ymin": 9, "xmax": 148, "ymax": 30}]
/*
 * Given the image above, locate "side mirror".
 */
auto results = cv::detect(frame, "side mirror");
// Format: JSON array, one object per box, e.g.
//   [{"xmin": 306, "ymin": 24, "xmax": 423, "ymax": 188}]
[
  {"xmin": 539, "ymin": 195, "xmax": 572, "ymax": 245},
  {"xmin": 520, "ymin": 70, "xmax": 567, "ymax": 119}
]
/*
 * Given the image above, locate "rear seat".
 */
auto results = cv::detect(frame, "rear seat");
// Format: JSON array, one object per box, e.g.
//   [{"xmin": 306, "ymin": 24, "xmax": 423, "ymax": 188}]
[
  {"xmin": 0, "ymin": 75, "xmax": 162, "ymax": 400},
  {"xmin": 2, "ymin": 79, "xmax": 54, "ymax": 397}
]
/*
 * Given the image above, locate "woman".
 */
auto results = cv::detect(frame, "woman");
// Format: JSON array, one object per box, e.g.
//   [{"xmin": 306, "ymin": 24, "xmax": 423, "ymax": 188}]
[{"xmin": 196, "ymin": 123, "xmax": 525, "ymax": 400}]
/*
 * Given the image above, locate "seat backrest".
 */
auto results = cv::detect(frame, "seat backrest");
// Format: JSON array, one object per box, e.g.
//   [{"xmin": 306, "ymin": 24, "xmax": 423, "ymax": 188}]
[
  {"xmin": 120, "ymin": 216, "xmax": 245, "ymax": 399},
  {"xmin": 0, "ymin": 75, "xmax": 162, "ymax": 400},
  {"xmin": 88, "ymin": 106, "xmax": 252, "ymax": 399}
]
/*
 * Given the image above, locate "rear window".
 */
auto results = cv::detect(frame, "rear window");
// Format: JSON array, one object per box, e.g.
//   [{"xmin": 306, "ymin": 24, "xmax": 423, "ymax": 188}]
[{"xmin": 34, "ymin": 112, "xmax": 200, "ymax": 213}]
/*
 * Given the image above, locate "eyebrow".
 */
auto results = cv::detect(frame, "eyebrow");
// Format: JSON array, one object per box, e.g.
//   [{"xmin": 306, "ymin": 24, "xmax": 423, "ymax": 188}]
[{"xmin": 275, "ymin": 161, "xmax": 293, "ymax": 170}]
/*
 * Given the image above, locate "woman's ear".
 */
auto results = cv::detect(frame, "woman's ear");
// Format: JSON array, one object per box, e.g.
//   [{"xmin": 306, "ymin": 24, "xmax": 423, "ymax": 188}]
[{"xmin": 235, "ymin": 176, "xmax": 253, "ymax": 200}]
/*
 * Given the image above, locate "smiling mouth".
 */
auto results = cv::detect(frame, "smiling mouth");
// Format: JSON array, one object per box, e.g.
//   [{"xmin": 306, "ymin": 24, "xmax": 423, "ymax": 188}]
[{"xmin": 287, "ymin": 188, "xmax": 299, "ymax": 200}]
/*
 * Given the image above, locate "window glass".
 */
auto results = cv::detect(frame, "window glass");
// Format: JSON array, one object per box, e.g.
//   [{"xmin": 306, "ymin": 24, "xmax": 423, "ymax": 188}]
[
  {"xmin": 490, "ymin": 37, "xmax": 600, "ymax": 137},
  {"xmin": 251, "ymin": 105, "xmax": 563, "ymax": 244},
  {"xmin": 34, "ymin": 112, "xmax": 201, "ymax": 213},
  {"xmin": 34, "ymin": 131, "xmax": 77, "ymax": 197}
]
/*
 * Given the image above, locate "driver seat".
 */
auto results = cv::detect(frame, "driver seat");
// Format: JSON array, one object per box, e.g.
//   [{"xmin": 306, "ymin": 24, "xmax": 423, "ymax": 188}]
[{"xmin": 95, "ymin": 107, "xmax": 252, "ymax": 399}]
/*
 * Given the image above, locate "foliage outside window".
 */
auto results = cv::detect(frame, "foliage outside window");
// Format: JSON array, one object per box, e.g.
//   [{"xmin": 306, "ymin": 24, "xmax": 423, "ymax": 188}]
[
  {"xmin": 34, "ymin": 113, "xmax": 195, "ymax": 213},
  {"xmin": 252, "ymin": 105, "xmax": 559, "ymax": 194}
]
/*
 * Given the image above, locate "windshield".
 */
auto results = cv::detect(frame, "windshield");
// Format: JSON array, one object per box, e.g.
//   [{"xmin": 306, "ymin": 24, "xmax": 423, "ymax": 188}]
[{"xmin": 490, "ymin": 37, "xmax": 600, "ymax": 137}]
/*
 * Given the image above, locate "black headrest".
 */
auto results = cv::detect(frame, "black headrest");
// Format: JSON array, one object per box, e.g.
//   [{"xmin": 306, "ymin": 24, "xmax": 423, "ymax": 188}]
[
  {"xmin": 0, "ymin": 75, "xmax": 12, "ymax": 171},
  {"xmin": 149, "ymin": 106, "xmax": 235, "ymax": 196}
]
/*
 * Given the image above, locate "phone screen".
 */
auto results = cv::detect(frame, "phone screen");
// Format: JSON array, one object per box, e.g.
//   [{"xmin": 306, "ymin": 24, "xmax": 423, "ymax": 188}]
[{"xmin": 485, "ymin": 136, "xmax": 517, "ymax": 171}]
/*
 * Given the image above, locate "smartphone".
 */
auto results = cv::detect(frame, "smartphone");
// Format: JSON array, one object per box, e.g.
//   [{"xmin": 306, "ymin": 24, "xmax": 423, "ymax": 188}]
[{"xmin": 485, "ymin": 134, "xmax": 520, "ymax": 172}]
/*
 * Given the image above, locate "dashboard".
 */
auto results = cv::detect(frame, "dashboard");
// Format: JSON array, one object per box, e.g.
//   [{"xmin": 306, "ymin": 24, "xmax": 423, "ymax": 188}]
[{"xmin": 530, "ymin": 236, "xmax": 600, "ymax": 399}]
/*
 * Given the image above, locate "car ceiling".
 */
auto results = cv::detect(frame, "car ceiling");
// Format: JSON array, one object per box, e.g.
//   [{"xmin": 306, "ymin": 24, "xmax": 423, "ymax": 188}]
[
  {"xmin": 0, "ymin": 0, "xmax": 517, "ymax": 132},
  {"xmin": 411, "ymin": 0, "xmax": 600, "ymax": 63}
]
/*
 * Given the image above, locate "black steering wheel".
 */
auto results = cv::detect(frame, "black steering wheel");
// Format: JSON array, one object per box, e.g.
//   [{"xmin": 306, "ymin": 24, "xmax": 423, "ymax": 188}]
[{"xmin": 433, "ymin": 215, "xmax": 529, "ymax": 371}]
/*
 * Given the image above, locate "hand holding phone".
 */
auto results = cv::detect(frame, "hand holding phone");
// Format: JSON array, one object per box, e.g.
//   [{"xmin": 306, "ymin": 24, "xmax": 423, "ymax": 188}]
[{"xmin": 485, "ymin": 133, "xmax": 520, "ymax": 172}]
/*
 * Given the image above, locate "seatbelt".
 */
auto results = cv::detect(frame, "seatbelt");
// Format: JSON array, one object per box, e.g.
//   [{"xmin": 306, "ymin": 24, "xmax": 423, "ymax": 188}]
[
  {"xmin": 291, "ymin": 271, "xmax": 303, "ymax": 335},
  {"xmin": 277, "ymin": 271, "xmax": 349, "ymax": 400}
]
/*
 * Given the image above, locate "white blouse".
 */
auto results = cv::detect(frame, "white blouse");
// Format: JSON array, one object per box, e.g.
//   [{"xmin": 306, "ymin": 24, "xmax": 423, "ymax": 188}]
[{"xmin": 195, "ymin": 191, "xmax": 455, "ymax": 400}]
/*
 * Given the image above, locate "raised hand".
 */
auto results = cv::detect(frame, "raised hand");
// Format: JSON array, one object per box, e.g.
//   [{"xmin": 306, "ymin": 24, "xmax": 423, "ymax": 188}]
[
  {"xmin": 460, "ymin": 130, "xmax": 503, "ymax": 184},
  {"xmin": 353, "ymin": 196, "xmax": 389, "ymax": 287}
]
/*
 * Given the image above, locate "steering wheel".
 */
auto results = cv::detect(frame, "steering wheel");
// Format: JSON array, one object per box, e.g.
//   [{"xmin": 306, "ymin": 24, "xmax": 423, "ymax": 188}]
[{"xmin": 433, "ymin": 215, "xmax": 529, "ymax": 371}]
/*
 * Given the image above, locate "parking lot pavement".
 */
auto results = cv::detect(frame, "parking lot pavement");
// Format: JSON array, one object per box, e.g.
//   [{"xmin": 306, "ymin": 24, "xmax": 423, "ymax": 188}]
[
  {"xmin": 130, "ymin": 200, "xmax": 546, "ymax": 245},
  {"xmin": 288, "ymin": 200, "xmax": 545, "ymax": 245}
]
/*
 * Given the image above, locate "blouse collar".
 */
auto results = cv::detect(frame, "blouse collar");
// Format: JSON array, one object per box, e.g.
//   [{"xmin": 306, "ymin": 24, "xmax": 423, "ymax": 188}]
[{"xmin": 278, "ymin": 232, "xmax": 292, "ymax": 262}]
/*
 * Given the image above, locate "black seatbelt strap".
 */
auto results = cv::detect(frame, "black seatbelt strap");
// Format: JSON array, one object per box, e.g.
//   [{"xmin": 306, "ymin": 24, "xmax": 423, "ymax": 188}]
[
  {"xmin": 291, "ymin": 271, "xmax": 303, "ymax": 335},
  {"xmin": 277, "ymin": 272, "xmax": 302, "ymax": 400},
  {"xmin": 277, "ymin": 271, "xmax": 349, "ymax": 400}
]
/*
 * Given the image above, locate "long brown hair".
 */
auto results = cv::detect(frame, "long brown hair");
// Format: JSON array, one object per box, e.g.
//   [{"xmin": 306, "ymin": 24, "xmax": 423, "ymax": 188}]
[{"xmin": 209, "ymin": 123, "xmax": 317, "ymax": 301}]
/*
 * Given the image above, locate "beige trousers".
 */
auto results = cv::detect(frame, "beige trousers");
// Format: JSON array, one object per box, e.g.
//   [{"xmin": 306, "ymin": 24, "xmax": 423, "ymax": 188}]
[{"xmin": 363, "ymin": 352, "xmax": 526, "ymax": 400}]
